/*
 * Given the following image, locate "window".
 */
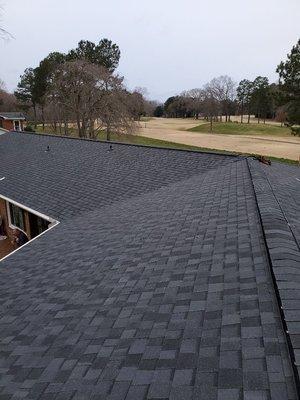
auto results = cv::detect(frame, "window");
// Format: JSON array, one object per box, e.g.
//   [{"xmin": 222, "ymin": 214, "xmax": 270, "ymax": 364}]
[
  {"xmin": 28, "ymin": 213, "xmax": 49, "ymax": 238},
  {"xmin": 8, "ymin": 203, "xmax": 25, "ymax": 231}
]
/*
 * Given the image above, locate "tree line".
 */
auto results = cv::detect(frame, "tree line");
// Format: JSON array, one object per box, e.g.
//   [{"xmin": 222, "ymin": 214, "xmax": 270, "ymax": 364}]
[
  {"xmin": 1, "ymin": 38, "xmax": 299, "ymax": 137},
  {"xmin": 154, "ymin": 39, "xmax": 300, "ymax": 131}
]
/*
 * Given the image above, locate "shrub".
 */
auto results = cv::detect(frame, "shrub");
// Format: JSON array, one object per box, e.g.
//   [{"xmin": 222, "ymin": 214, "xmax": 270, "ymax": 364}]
[
  {"xmin": 23, "ymin": 125, "xmax": 35, "ymax": 132},
  {"xmin": 291, "ymin": 126, "xmax": 300, "ymax": 136}
]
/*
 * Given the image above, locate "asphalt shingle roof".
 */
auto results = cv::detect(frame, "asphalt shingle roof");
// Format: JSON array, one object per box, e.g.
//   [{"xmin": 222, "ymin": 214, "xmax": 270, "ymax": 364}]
[
  {"xmin": 0, "ymin": 132, "xmax": 299, "ymax": 399},
  {"xmin": 0, "ymin": 112, "xmax": 26, "ymax": 120}
]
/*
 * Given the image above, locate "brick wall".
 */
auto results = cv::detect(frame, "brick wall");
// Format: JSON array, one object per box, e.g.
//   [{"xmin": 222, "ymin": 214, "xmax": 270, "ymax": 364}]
[
  {"xmin": 0, "ymin": 120, "xmax": 25, "ymax": 131},
  {"xmin": 0, "ymin": 120, "xmax": 14, "ymax": 131},
  {"xmin": 0, "ymin": 198, "xmax": 31, "ymax": 240}
]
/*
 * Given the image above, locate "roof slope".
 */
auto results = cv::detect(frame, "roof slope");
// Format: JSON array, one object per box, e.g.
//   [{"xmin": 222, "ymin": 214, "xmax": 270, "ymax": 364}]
[
  {"xmin": 0, "ymin": 133, "xmax": 298, "ymax": 399},
  {"xmin": 0, "ymin": 112, "xmax": 25, "ymax": 120},
  {"xmin": 0, "ymin": 133, "xmax": 236, "ymax": 220}
]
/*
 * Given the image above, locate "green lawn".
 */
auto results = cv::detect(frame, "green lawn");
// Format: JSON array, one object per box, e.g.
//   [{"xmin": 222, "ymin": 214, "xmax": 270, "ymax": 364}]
[{"xmin": 188, "ymin": 122, "xmax": 291, "ymax": 137}]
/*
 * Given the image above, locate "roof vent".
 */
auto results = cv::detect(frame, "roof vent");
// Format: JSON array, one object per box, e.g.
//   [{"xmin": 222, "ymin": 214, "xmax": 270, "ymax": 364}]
[
  {"xmin": 108, "ymin": 144, "xmax": 113, "ymax": 152},
  {"xmin": 45, "ymin": 145, "xmax": 50, "ymax": 152}
]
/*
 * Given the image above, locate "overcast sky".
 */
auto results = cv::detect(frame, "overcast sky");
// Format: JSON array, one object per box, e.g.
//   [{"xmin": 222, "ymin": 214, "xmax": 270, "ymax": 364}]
[{"xmin": 0, "ymin": 0, "xmax": 299, "ymax": 101}]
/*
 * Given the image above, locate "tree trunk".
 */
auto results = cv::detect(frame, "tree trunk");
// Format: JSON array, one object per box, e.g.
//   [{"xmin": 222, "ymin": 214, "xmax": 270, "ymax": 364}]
[
  {"xmin": 64, "ymin": 120, "xmax": 68, "ymax": 136},
  {"xmin": 33, "ymin": 103, "xmax": 37, "ymax": 128},
  {"xmin": 81, "ymin": 118, "xmax": 87, "ymax": 138},
  {"xmin": 240, "ymin": 103, "xmax": 244, "ymax": 123},
  {"xmin": 76, "ymin": 115, "xmax": 82, "ymax": 137},
  {"xmin": 106, "ymin": 126, "xmax": 111, "ymax": 141},
  {"xmin": 41, "ymin": 106, "xmax": 45, "ymax": 131},
  {"xmin": 89, "ymin": 119, "xmax": 95, "ymax": 139},
  {"xmin": 210, "ymin": 116, "xmax": 213, "ymax": 133}
]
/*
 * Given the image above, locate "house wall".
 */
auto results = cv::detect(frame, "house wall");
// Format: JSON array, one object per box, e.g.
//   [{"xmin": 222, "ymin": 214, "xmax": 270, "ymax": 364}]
[
  {"xmin": 0, "ymin": 197, "xmax": 32, "ymax": 240},
  {"xmin": 0, "ymin": 120, "xmax": 25, "ymax": 131},
  {"xmin": 0, "ymin": 120, "xmax": 14, "ymax": 131}
]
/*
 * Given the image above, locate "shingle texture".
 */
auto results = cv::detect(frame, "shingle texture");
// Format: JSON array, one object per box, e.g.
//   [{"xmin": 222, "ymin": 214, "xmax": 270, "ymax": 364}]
[
  {"xmin": 248, "ymin": 158, "xmax": 300, "ymax": 386},
  {"xmin": 0, "ymin": 133, "xmax": 299, "ymax": 399},
  {"xmin": 0, "ymin": 133, "xmax": 235, "ymax": 220}
]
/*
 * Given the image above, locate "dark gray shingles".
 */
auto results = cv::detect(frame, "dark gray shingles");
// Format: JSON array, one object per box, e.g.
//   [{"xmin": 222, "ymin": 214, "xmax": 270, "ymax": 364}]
[
  {"xmin": 248, "ymin": 158, "xmax": 300, "ymax": 393},
  {"xmin": 0, "ymin": 132, "xmax": 236, "ymax": 220},
  {"xmin": 0, "ymin": 149, "xmax": 297, "ymax": 399}
]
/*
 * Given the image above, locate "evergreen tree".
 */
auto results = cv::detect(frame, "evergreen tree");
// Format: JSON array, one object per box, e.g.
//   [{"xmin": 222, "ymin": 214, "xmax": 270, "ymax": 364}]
[{"xmin": 276, "ymin": 39, "xmax": 300, "ymax": 125}]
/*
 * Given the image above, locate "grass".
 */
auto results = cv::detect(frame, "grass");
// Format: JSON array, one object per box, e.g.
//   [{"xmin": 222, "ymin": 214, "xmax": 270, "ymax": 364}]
[
  {"xmin": 188, "ymin": 121, "xmax": 291, "ymax": 137},
  {"xmin": 33, "ymin": 125, "xmax": 299, "ymax": 165},
  {"xmin": 34, "ymin": 125, "xmax": 233, "ymax": 154}
]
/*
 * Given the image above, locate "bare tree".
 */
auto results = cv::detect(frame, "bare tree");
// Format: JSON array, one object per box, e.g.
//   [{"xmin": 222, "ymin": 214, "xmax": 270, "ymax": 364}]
[
  {"xmin": 202, "ymin": 84, "xmax": 220, "ymax": 132},
  {"xmin": 96, "ymin": 72, "xmax": 136, "ymax": 140},
  {"xmin": 209, "ymin": 75, "xmax": 236, "ymax": 121},
  {"xmin": 48, "ymin": 60, "xmax": 136, "ymax": 140},
  {"xmin": 0, "ymin": 82, "xmax": 17, "ymax": 112},
  {"xmin": 0, "ymin": 6, "xmax": 12, "ymax": 40},
  {"xmin": 275, "ymin": 107, "xmax": 287, "ymax": 127}
]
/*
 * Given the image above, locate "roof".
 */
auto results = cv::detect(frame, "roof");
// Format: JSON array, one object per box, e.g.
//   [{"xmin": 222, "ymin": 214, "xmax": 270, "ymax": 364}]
[
  {"xmin": 0, "ymin": 132, "xmax": 299, "ymax": 400},
  {"xmin": 0, "ymin": 112, "xmax": 26, "ymax": 120}
]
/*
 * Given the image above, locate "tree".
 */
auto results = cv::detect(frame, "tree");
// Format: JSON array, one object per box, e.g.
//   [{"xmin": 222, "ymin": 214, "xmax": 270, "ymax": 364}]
[
  {"xmin": 202, "ymin": 84, "xmax": 220, "ymax": 132},
  {"xmin": 153, "ymin": 105, "xmax": 164, "ymax": 117},
  {"xmin": 164, "ymin": 96, "xmax": 191, "ymax": 118},
  {"xmin": 275, "ymin": 107, "xmax": 287, "ymax": 127},
  {"xmin": 34, "ymin": 52, "xmax": 66, "ymax": 129},
  {"xmin": 48, "ymin": 60, "xmax": 135, "ymax": 140},
  {"xmin": 15, "ymin": 37, "xmax": 121, "ymax": 128},
  {"xmin": 237, "ymin": 79, "xmax": 253, "ymax": 123},
  {"xmin": 14, "ymin": 68, "xmax": 39, "ymax": 124},
  {"xmin": 128, "ymin": 88, "xmax": 147, "ymax": 121},
  {"xmin": 251, "ymin": 76, "xmax": 271, "ymax": 123},
  {"xmin": 276, "ymin": 39, "xmax": 300, "ymax": 125},
  {"xmin": 0, "ymin": 7, "xmax": 12, "ymax": 40},
  {"xmin": 0, "ymin": 83, "xmax": 17, "ymax": 112},
  {"xmin": 66, "ymin": 39, "xmax": 120, "ymax": 72},
  {"xmin": 209, "ymin": 75, "xmax": 236, "ymax": 121},
  {"xmin": 182, "ymin": 88, "xmax": 205, "ymax": 119}
]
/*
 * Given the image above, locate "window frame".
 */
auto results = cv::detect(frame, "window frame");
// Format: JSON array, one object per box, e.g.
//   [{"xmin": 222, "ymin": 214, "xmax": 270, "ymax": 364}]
[{"xmin": 6, "ymin": 201, "xmax": 27, "ymax": 235}]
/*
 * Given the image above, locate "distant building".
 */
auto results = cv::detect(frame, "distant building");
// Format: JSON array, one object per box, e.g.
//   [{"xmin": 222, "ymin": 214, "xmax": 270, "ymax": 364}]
[{"xmin": 0, "ymin": 112, "xmax": 26, "ymax": 131}]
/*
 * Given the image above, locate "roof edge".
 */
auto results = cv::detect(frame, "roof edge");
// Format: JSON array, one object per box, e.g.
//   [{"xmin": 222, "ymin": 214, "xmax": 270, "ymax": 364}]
[
  {"xmin": 247, "ymin": 157, "xmax": 300, "ymax": 396},
  {"xmin": 18, "ymin": 131, "xmax": 240, "ymax": 158}
]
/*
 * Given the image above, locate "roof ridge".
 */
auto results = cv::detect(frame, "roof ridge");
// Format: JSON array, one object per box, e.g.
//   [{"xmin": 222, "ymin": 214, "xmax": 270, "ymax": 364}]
[
  {"xmin": 20, "ymin": 130, "xmax": 240, "ymax": 158},
  {"xmin": 247, "ymin": 157, "xmax": 300, "ymax": 395}
]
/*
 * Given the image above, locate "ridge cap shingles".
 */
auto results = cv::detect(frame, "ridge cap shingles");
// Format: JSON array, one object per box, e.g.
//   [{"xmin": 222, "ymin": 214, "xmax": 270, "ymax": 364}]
[{"xmin": 248, "ymin": 157, "xmax": 300, "ymax": 394}]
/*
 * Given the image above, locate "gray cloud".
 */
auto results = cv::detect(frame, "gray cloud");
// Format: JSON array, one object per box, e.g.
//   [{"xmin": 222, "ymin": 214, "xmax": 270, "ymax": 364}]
[{"xmin": 0, "ymin": 0, "xmax": 299, "ymax": 101}]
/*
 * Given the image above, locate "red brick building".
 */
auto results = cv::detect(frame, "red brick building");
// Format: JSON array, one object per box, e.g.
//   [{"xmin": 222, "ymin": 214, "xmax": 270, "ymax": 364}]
[{"xmin": 0, "ymin": 112, "xmax": 26, "ymax": 131}]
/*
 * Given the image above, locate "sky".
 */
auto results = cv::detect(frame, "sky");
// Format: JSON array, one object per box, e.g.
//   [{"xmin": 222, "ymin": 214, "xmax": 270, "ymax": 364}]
[{"xmin": 0, "ymin": 0, "xmax": 299, "ymax": 102}]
